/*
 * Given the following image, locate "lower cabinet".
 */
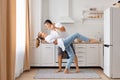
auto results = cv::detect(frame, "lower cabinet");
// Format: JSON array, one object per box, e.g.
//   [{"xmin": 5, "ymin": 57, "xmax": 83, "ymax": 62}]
[
  {"xmin": 30, "ymin": 44, "xmax": 55, "ymax": 66},
  {"xmin": 86, "ymin": 44, "xmax": 99, "ymax": 66},
  {"xmin": 74, "ymin": 44, "xmax": 103, "ymax": 67},
  {"xmin": 40, "ymin": 44, "xmax": 55, "ymax": 66},
  {"xmin": 30, "ymin": 43, "xmax": 103, "ymax": 68},
  {"xmin": 74, "ymin": 44, "xmax": 87, "ymax": 66}
]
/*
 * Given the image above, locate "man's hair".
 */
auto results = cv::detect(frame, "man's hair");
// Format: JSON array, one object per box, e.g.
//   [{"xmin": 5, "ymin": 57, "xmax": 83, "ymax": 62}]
[{"xmin": 44, "ymin": 19, "xmax": 52, "ymax": 24}]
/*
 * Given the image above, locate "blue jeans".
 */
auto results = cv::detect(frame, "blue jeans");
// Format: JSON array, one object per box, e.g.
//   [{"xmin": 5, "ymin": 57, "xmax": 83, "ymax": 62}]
[{"xmin": 63, "ymin": 33, "xmax": 89, "ymax": 70}]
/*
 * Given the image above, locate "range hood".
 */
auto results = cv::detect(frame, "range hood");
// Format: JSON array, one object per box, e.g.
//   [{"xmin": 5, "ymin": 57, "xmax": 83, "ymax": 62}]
[
  {"xmin": 50, "ymin": 0, "xmax": 74, "ymax": 24},
  {"xmin": 58, "ymin": 0, "xmax": 74, "ymax": 23},
  {"xmin": 58, "ymin": 16, "xmax": 74, "ymax": 23}
]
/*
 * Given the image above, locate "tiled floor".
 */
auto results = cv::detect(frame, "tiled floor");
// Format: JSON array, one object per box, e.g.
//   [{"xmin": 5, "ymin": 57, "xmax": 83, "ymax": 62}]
[{"xmin": 16, "ymin": 68, "xmax": 120, "ymax": 80}]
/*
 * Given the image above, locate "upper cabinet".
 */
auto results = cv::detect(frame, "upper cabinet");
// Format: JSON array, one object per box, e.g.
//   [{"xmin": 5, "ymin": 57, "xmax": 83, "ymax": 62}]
[{"xmin": 49, "ymin": 0, "xmax": 74, "ymax": 23}]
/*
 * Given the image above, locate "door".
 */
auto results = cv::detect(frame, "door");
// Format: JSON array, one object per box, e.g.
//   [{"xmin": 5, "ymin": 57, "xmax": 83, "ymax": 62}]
[
  {"xmin": 86, "ymin": 44, "xmax": 99, "ymax": 66},
  {"xmin": 104, "ymin": 8, "xmax": 113, "ymax": 45},
  {"xmin": 112, "ymin": 45, "xmax": 120, "ymax": 78},
  {"xmin": 104, "ymin": 45, "xmax": 112, "ymax": 77},
  {"xmin": 110, "ymin": 8, "xmax": 120, "ymax": 78},
  {"xmin": 40, "ymin": 44, "xmax": 55, "ymax": 66}
]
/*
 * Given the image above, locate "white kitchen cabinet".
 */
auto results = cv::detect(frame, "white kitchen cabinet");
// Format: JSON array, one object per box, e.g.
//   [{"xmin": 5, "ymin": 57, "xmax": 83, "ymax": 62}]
[
  {"xmin": 74, "ymin": 44, "xmax": 103, "ymax": 67},
  {"xmin": 74, "ymin": 44, "xmax": 87, "ymax": 66},
  {"xmin": 40, "ymin": 44, "xmax": 55, "ymax": 66},
  {"xmin": 99, "ymin": 44, "xmax": 104, "ymax": 68},
  {"xmin": 86, "ymin": 44, "xmax": 99, "ymax": 66},
  {"xmin": 30, "ymin": 46, "xmax": 41, "ymax": 66},
  {"xmin": 30, "ymin": 44, "xmax": 103, "ymax": 67}
]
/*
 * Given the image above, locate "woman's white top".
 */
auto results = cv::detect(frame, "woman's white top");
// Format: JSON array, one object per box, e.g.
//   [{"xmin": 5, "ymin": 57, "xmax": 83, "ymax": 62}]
[
  {"xmin": 45, "ymin": 36, "xmax": 65, "ymax": 51},
  {"xmin": 45, "ymin": 23, "xmax": 68, "ymax": 51}
]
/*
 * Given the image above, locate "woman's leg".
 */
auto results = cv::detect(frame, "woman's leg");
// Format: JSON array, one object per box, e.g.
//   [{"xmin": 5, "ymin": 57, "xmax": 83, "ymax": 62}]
[
  {"xmin": 64, "ymin": 46, "xmax": 75, "ymax": 73},
  {"xmin": 63, "ymin": 33, "xmax": 89, "ymax": 48}
]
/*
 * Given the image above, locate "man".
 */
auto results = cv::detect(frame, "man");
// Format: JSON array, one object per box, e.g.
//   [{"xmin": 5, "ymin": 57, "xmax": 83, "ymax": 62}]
[{"xmin": 44, "ymin": 19, "xmax": 80, "ymax": 73}]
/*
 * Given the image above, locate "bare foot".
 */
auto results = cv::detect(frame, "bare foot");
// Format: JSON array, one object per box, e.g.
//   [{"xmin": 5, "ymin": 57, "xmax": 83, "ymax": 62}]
[
  {"xmin": 64, "ymin": 69, "xmax": 71, "ymax": 74},
  {"xmin": 55, "ymin": 69, "xmax": 62, "ymax": 73},
  {"xmin": 76, "ymin": 68, "xmax": 80, "ymax": 73}
]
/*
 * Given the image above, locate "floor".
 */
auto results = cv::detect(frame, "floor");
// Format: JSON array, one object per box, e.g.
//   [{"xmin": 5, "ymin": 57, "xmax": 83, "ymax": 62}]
[{"xmin": 16, "ymin": 68, "xmax": 120, "ymax": 80}]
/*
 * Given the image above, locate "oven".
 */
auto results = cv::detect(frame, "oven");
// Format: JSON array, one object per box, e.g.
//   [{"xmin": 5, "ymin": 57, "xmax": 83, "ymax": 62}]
[{"xmin": 55, "ymin": 46, "xmax": 68, "ymax": 63}]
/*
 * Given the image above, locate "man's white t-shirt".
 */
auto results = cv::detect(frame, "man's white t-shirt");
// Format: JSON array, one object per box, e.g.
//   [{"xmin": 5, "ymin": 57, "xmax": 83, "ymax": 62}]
[
  {"xmin": 45, "ymin": 23, "xmax": 68, "ymax": 51},
  {"xmin": 54, "ymin": 23, "xmax": 68, "ymax": 38}
]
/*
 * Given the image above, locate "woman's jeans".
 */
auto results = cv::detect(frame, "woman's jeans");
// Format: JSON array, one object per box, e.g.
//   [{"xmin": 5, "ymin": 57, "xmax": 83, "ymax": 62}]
[{"xmin": 63, "ymin": 33, "xmax": 89, "ymax": 70}]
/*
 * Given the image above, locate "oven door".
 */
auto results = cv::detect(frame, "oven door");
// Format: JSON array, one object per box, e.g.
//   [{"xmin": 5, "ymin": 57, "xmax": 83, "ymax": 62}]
[
  {"xmin": 55, "ymin": 55, "xmax": 68, "ymax": 63},
  {"xmin": 55, "ymin": 46, "xmax": 68, "ymax": 63}
]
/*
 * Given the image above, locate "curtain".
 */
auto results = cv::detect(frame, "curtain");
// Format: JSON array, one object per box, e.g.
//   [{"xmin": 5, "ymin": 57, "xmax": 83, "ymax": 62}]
[
  {"xmin": 24, "ymin": 0, "xmax": 30, "ymax": 71},
  {"xmin": 0, "ymin": 0, "xmax": 7, "ymax": 80},
  {"xmin": 0, "ymin": 0, "xmax": 16, "ymax": 80}
]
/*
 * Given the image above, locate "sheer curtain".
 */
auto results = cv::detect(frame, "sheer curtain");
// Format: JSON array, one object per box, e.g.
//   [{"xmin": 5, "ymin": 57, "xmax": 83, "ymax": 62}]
[{"xmin": 15, "ymin": 0, "xmax": 30, "ymax": 78}]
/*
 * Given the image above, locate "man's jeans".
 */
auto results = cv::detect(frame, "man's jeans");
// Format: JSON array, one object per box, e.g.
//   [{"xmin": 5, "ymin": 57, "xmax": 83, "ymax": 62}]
[{"xmin": 63, "ymin": 33, "xmax": 89, "ymax": 70}]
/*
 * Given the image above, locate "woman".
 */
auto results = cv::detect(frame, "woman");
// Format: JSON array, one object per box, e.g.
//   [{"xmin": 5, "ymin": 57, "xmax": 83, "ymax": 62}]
[
  {"xmin": 36, "ymin": 32, "xmax": 98, "ymax": 74},
  {"xmin": 44, "ymin": 19, "xmax": 80, "ymax": 73}
]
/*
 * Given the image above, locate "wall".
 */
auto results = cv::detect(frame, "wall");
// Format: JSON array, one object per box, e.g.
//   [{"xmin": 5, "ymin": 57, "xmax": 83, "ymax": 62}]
[
  {"xmin": 29, "ymin": 0, "xmax": 42, "ymax": 39},
  {"xmin": 41, "ymin": 0, "xmax": 49, "ymax": 33},
  {"xmin": 47, "ymin": 0, "xmax": 118, "ymax": 41}
]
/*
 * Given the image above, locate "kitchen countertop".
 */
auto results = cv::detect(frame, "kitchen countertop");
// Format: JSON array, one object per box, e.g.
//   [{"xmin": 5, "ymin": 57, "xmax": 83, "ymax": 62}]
[{"xmin": 41, "ymin": 40, "xmax": 103, "ymax": 44}]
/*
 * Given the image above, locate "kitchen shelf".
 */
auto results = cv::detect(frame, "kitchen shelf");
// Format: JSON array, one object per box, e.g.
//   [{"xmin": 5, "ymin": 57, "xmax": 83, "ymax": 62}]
[{"xmin": 81, "ymin": 9, "xmax": 104, "ymax": 23}]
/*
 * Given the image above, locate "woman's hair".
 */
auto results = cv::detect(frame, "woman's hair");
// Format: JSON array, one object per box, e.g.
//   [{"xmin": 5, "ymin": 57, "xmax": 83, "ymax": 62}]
[
  {"xmin": 44, "ymin": 19, "xmax": 52, "ymax": 24},
  {"xmin": 36, "ymin": 37, "xmax": 40, "ymax": 48},
  {"xmin": 36, "ymin": 32, "xmax": 45, "ymax": 48}
]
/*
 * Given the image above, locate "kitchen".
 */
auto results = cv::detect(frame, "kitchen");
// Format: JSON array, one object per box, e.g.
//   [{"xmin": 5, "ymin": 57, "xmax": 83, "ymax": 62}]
[
  {"xmin": 28, "ymin": 0, "xmax": 120, "ymax": 78},
  {"xmin": 0, "ymin": 0, "xmax": 120, "ymax": 80}
]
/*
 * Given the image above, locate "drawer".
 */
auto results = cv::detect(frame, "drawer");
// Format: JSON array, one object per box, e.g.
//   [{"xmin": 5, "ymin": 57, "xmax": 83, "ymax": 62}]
[
  {"xmin": 76, "ymin": 50, "xmax": 87, "ymax": 54},
  {"xmin": 78, "ymin": 61, "xmax": 86, "ymax": 66},
  {"xmin": 87, "ymin": 44, "xmax": 98, "ymax": 47},
  {"xmin": 77, "ymin": 55, "xmax": 86, "ymax": 61},
  {"xmin": 75, "ymin": 46, "xmax": 87, "ymax": 50},
  {"xmin": 75, "ymin": 47, "xmax": 87, "ymax": 52}
]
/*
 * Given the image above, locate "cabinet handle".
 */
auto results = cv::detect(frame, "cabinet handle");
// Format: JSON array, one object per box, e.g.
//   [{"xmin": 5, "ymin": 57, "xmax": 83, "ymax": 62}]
[
  {"xmin": 78, "ymin": 56, "xmax": 84, "ymax": 58},
  {"xmin": 45, "ymin": 47, "xmax": 51, "ymax": 48},
  {"xmin": 77, "ymin": 51, "xmax": 86, "ymax": 53},
  {"xmin": 77, "ymin": 47, "xmax": 85, "ymax": 48},
  {"xmin": 90, "ymin": 47, "xmax": 95, "ymax": 48}
]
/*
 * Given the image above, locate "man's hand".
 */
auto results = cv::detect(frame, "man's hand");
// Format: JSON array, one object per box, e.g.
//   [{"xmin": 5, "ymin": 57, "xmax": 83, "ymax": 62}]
[
  {"xmin": 51, "ymin": 24, "xmax": 55, "ymax": 30},
  {"xmin": 53, "ymin": 39, "xmax": 58, "ymax": 45}
]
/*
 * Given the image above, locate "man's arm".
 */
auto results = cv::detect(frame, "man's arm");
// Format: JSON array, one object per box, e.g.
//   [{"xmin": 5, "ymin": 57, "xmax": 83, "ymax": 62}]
[{"xmin": 55, "ymin": 26, "xmax": 66, "ymax": 32}]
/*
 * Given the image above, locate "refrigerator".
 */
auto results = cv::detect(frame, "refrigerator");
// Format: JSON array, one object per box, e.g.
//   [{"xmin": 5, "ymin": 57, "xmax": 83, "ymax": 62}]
[{"xmin": 104, "ymin": 7, "xmax": 120, "ymax": 78}]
